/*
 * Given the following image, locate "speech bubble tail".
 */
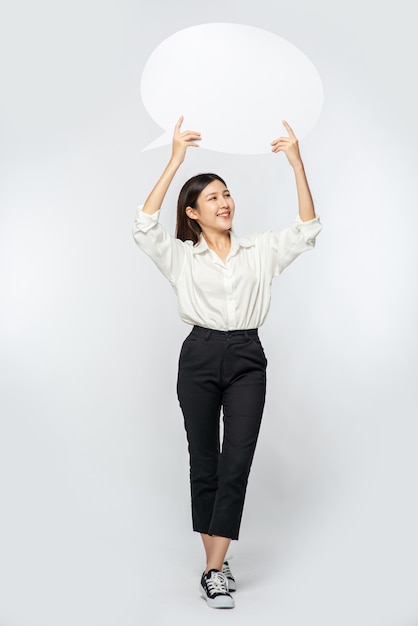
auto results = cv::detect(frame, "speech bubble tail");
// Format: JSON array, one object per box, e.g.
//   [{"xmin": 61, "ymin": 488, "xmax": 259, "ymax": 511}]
[{"xmin": 141, "ymin": 131, "xmax": 171, "ymax": 152}]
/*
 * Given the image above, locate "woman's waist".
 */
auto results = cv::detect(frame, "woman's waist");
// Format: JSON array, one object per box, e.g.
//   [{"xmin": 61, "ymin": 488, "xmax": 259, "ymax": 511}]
[{"xmin": 190, "ymin": 325, "xmax": 259, "ymax": 341}]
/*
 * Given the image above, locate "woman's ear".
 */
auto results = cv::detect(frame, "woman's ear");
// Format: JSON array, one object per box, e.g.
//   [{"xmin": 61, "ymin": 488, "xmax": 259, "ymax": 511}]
[{"xmin": 186, "ymin": 206, "xmax": 199, "ymax": 221}]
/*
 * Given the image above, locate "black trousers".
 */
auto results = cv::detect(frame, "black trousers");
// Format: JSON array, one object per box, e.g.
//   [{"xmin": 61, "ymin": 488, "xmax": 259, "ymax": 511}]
[{"xmin": 176, "ymin": 325, "xmax": 267, "ymax": 540}]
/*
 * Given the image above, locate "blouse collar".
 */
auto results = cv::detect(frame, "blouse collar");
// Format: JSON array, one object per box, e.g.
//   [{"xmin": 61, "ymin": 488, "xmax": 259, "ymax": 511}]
[{"xmin": 188, "ymin": 231, "xmax": 255, "ymax": 257}]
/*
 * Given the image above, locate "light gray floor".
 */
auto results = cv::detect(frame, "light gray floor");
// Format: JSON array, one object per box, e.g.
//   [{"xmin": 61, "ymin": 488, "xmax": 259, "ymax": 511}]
[{"xmin": 1, "ymin": 448, "xmax": 417, "ymax": 626}]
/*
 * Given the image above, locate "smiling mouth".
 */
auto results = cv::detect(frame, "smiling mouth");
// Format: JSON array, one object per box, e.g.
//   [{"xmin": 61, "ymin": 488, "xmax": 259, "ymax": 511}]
[{"xmin": 217, "ymin": 211, "xmax": 231, "ymax": 218}]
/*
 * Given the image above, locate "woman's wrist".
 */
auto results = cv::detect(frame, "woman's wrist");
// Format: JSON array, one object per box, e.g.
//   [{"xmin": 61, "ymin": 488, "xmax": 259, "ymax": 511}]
[
  {"xmin": 290, "ymin": 158, "xmax": 304, "ymax": 172},
  {"xmin": 169, "ymin": 153, "xmax": 185, "ymax": 169}
]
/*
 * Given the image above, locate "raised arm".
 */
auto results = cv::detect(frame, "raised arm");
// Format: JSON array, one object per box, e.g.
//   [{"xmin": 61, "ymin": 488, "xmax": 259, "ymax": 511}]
[
  {"xmin": 270, "ymin": 121, "xmax": 316, "ymax": 222},
  {"xmin": 142, "ymin": 116, "xmax": 201, "ymax": 215}
]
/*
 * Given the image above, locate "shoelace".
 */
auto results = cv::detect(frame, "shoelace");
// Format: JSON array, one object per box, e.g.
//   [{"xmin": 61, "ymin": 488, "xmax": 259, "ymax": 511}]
[{"xmin": 206, "ymin": 571, "xmax": 229, "ymax": 594}]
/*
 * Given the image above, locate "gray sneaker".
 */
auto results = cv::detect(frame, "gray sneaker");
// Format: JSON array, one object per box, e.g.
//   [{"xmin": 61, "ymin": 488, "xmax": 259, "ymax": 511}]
[{"xmin": 200, "ymin": 569, "xmax": 235, "ymax": 609}]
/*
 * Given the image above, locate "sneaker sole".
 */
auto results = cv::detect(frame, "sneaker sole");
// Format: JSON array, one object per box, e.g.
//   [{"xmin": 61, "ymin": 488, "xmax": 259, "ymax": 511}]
[{"xmin": 199, "ymin": 585, "xmax": 235, "ymax": 609}]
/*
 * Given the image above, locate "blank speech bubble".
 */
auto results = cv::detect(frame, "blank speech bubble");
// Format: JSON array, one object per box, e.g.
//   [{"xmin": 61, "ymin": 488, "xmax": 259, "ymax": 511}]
[{"xmin": 141, "ymin": 23, "xmax": 324, "ymax": 155}]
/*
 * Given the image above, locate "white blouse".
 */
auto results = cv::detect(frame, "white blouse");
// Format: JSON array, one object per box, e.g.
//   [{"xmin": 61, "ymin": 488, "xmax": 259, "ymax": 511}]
[{"xmin": 133, "ymin": 207, "xmax": 322, "ymax": 331}]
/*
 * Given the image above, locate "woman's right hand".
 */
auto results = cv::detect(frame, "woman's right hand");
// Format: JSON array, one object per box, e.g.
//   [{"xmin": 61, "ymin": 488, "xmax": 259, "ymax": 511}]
[
  {"xmin": 171, "ymin": 116, "xmax": 201, "ymax": 164},
  {"xmin": 141, "ymin": 117, "xmax": 201, "ymax": 215}
]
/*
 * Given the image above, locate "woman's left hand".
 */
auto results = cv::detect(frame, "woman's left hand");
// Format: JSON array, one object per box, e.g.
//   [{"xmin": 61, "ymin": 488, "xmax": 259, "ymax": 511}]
[{"xmin": 270, "ymin": 121, "xmax": 303, "ymax": 168}]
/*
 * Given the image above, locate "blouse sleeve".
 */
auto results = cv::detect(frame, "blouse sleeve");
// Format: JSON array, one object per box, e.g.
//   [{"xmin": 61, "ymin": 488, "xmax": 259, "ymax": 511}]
[
  {"xmin": 132, "ymin": 207, "xmax": 186, "ymax": 285},
  {"xmin": 258, "ymin": 215, "xmax": 322, "ymax": 276}
]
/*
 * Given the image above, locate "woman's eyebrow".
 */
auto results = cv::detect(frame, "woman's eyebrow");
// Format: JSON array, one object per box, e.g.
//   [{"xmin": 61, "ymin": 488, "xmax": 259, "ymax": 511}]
[{"xmin": 204, "ymin": 189, "xmax": 229, "ymax": 198}]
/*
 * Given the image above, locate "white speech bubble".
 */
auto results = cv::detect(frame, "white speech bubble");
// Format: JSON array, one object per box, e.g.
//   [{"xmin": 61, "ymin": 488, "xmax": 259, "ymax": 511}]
[{"xmin": 140, "ymin": 23, "xmax": 324, "ymax": 155}]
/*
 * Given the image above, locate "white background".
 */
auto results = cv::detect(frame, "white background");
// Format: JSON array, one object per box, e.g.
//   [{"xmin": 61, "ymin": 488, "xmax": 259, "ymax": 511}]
[{"xmin": 1, "ymin": 1, "xmax": 417, "ymax": 625}]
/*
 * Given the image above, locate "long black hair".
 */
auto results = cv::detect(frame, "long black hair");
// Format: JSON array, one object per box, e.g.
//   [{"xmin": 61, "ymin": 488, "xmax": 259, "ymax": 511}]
[{"xmin": 176, "ymin": 173, "xmax": 227, "ymax": 245}]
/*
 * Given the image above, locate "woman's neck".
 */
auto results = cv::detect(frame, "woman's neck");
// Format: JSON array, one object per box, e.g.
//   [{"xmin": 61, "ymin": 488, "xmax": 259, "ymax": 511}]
[
  {"xmin": 201, "ymin": 229, "xmax": 231, "ymax": 262},
  {"xmin": 202, "ymin": 229, "xmax": 230, "ymax": 248}
]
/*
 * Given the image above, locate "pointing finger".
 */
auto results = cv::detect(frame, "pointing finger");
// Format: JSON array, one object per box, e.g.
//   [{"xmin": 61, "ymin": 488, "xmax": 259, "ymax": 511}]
[
  {"xmin": 282, "ymin": 120, "xmax": 296, "ymax": 138},
  {"xmin": 174, "ymin": 115, "xmax": 184, "ymax": 133}
]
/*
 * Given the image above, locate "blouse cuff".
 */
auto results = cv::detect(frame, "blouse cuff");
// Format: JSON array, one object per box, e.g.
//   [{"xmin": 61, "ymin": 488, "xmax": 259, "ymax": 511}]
[
  {"xmin": 134, "ymin": 206, "xmax": 161, "ymax": 233},
  {"xmin": 293, "ymin": 215, "xmax": 322, "ymax": 244}
]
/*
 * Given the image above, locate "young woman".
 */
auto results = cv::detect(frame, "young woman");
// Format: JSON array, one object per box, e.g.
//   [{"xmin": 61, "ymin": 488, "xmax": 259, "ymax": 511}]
[{"xmin": 133, "ymin": 117, "xmax": 322, "ymax": 609}]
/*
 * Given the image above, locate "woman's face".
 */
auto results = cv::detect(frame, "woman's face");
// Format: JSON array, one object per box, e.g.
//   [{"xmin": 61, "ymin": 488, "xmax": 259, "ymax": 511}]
[{"xmin": 187, "ymin": 179, "xmax": 235, "ymax": 235}]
